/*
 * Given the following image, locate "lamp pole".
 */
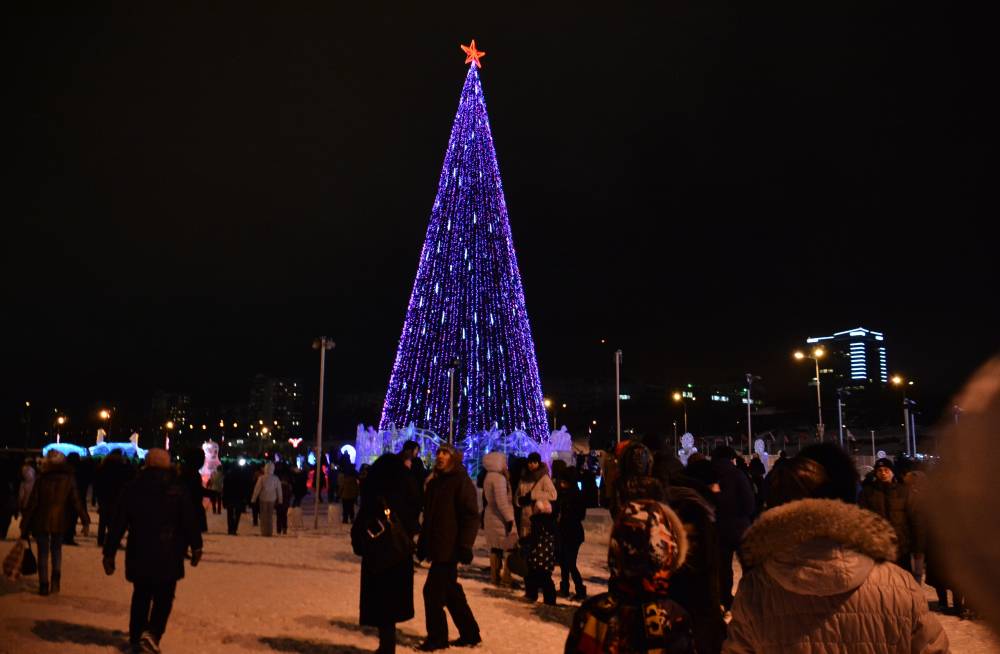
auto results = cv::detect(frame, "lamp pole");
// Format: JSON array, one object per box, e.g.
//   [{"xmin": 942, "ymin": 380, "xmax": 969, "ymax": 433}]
[
  {"xmin": 614, "ymin": 350, "xmax": 623, "ymax": 444},
  {"xmin": 312, "ymin": 337, "xmax": 335, "ymax": 529}
]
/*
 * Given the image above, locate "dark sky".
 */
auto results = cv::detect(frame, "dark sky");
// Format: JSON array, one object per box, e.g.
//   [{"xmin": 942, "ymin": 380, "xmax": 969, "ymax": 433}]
[{"xmin": 5, "ymin": 2, "xmax": 995, "ymax": 431}]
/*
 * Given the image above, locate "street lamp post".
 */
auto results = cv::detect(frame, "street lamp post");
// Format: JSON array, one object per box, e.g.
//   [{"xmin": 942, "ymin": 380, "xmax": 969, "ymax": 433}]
[
  {"xmin": 672, "ymin": 392, "xmax": 688, "ymax": 433},
  {"xmin": 55, "ymin": 415, "xmax": 67, "ymax": 444},
  {"xmin": 794, "ymin": 347, "xmax": 826, "ymax": 440},
  {"xmin": 614, "ymin": 350, "xmax": 623, "ymax": 444},
  {"xmin": 312, "ymin": 336, "xmax": 335, "ymax": 529},
  {"xmin": 745, "ymin": 374, "xmax": 760, "ymax": 455},
  {"xmin": 446, "ymin": 357, "xmax": 460, "ymax": 444},
  {"xmin": 891, "ymin": 375, "xmax": 914, "ymax": 457},
  {"xmin": 164, "ymin": 420, "xmax": 174, "ymax": 450},
  {"xmin": 23, "ymin": 401, "xmax": 31, "ymax": 450}
]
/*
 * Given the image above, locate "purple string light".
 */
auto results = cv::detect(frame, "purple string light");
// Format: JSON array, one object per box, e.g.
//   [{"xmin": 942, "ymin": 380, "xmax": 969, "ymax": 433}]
[{"xmin": 379, "ymin": 63, "xmax": 547, "ymax": 444}]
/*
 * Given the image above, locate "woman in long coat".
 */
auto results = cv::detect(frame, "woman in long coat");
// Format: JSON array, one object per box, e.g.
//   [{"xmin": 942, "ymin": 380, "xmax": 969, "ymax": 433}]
[
  {"xmin": 481, "ymin": 452, "xmax": 515, "ymax": 585},
  {"xmin": 351, "ymin": 453, "xmax": 421, "ymax": 654}
]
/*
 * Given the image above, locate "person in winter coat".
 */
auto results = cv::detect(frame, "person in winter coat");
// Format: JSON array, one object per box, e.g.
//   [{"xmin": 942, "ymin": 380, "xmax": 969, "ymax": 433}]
[
  {"xmin": 0, "ymin": 457, "xmax": 18, "ymax": 540},
  {"xmin": 291, "ymin": 466, "xmax": 308, "ymax": 508},
  {"xmin": 663, "ymin": 468, "xmax": 726, "ymax": 654},
  {"xmin": 516, "ymin": 452, "xmax": 558, "ymax": 536},
  {"xmin": 723, "ymin": 454, "xmax": 948, "ymax": 653},
  {"xmin": 415, "ymin": 444, "xmax": 481, "ymax": 651},
  {"xmin": 102, "ymin": 448, "xmax": 203, "ymax": 654},
  {"xmin": 19, "ymin": 450, "xmax": 90, "ymax": 595},
  {"xmin": 94, "ymin": 450, "xmax": 134, "ymax": 547},
  {"xmin": 351, "ymin": 453, "xmax": 422, "ymax": 654},
  {"xmin": 275, "ymin": 468, "xmax": 293, "ymax": 535},
  {"xmin": 481, "ymin": 451, "xmax": 516, "ymax": 586},
  {"xmin": 565, "ymin": 499, "xmax": 696, "ymax": 654},
  {"xmin": 251, "ymin": 465, "xmax": 265, "ymax": 526},
  {"xmin": 555, "ymin": 468, "xmax": 587, "ymax": 599},
  {"xmin": 222, "ymin": 464, "xmax": 251, "ymax": 535},
  {"xmin": 179, "ymin": 448, "xmax": 208, "ymax": 534},
  {"xmin": 338, "ymin": 467, "xmax": 360, "ymax": 524},
  {"xmin": 858, "ymin": 457, "xmax": 924, "ymax": 576},
  {"xmin": 609, "ymin": 441, "xmax": 667, "ymax": 520},
  {"xmin": 208, "ymin": 466, "xmax": 224, "ymax": 515},
  {"xmin": 18, "ymin": 461, "xmax": 37, "ymax": 513},
  {"xmin": 62, "ymin": 453, "xmax": 83, "ymax": 545},
  {"xmin": 400, "ymin": 440, "xmax": 427, "ymax": 513},
  {"xmin": 522, "ymin": 499, "xmax": 559, "ymax": 605},
  {"xmin": 710, "ymin": 445, "xmax": 755, "ymax": 612},
  {"xmin": 251, "ymin": 462, "xmax": 282, "ymax": 537}
]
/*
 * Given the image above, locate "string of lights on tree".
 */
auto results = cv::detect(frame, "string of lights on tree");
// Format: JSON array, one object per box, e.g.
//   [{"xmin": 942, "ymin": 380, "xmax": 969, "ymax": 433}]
[{"xmin": 380, "ymin": 41, "xmax": 548, "ymax": 443}]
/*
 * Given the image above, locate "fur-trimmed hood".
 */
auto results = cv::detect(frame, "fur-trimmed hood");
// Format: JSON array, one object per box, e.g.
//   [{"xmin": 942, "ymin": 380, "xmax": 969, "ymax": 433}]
[{"xmin": 740, "ymin": 499, "xmax": 899, "ymax": 597}]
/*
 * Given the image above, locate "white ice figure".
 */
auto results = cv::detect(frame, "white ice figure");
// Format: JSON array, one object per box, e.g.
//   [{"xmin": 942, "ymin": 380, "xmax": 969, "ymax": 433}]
[
  {"xmin": 96, "ymin": 428, "xmax": 106, "ymax": 444},
  {"xmin": 548, "ymin": 426, "xmax": 574, "ymax": 467},
  {"xmin": 200, "ymin": 440, "xmax": 222, "ymax": 482},
  {"xmin": 754, "ymin": 438, "xmax": 769, "ymax": 468},
  {"xmin": 678, "ymin": 432, "xmax": 698, "ymax": 466}
]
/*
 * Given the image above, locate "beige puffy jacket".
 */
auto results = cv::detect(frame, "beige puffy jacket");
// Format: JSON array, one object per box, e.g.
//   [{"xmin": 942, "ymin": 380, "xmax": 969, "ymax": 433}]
[{"xmin": 723, "ymin": 498, "xmax": 949, "ymax": 654}]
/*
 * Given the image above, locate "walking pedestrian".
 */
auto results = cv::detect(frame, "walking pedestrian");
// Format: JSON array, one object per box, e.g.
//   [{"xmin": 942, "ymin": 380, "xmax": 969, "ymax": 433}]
[
  {"xmin": 859, "ymin": 457, "xmax": 924, "ymax": 576},
  {"xmin": 208, "ymin": 466, "xmax": 224, "ymax": 515},
  {"xmin": 555, "ymin": 467, "xmax": 587, "ymax": 600},
  {"xmin": 94, "ymin": 450, "xmax": 133, "ymax": 547},
  {"xmin": 481, "ymin": 451, "xmax": 515, "ymax": 586},
  {"xmin": 251, "ymin": 462, "xmax": 282, "ymax": 537},
  {"xmin": 565, "ymin": 499, "xmax": 695, "ymax": 654},
  {"xmin": 102, "ymin": 448, "xmax": 203, "ymax": 654},
  {"xmin": 351, "ymin": 453, "xmax": 421, "ymax": 654},
  {"xmin": 710, "ymin": 445, "xmax": 755, "ymax": 614},
  {"xmin": 275, "ymin": 467, "xmax": 293, "ymax": 535},
  {"xmin": 339, "ymin": 467, "xmax": 360, "ymax": 524},
  {"xmin": 19, "ymin": 450, "xmax": 90, "ymax": 595},
  {"xmin": 223, "ymin": 464, "xmax": 250, "ymax": 535},
  {"xmin": 415, "ymin": 444, "xmax": 481, "ymax": 651}
]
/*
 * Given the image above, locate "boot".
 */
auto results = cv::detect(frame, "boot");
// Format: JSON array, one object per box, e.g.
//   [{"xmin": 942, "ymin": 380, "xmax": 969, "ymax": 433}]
[
  {"xmin": 50, "ymin": 573, "xmax": 61, "ymax": 594},
  {"xmin": 39, "ymin": 582, "xmax": 50, "ymax": 596},
  {"xmin": 572, "ymin": 585, "xmax": 587, "ymax": 601},
  {"xmin": 489, "ymin": 552, "xmax": 502, "ymax": 586},
  {"xmin": 500, "ymin": 555, "xmax": 513, "ymax": 587},
  {"xmin": 558, "ymin": 581, "xmax": 571, "ymax": 598}
]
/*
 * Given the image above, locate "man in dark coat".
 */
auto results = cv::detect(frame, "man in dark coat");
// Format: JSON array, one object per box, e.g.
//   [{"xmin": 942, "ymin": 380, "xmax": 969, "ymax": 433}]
[
  {"xmin": 556, "ymin": 468, "xmax": 587, "ymax": 599},
  {"xmin": 859, "ymin": 457, "xmax": 924, "ymax": 575},
  {"xmin": 351, "ymin": 453, "xmax": 421, "ymax": 654},
  {"xmin": 415, "ymin": 444, "xmax": 481, "ymax": 651},
  {"xmin": 400, "ymin": 440, "xmax": 427, "ymax": 513},
  {"xmin": 223, "ymin": 464, "xmax": 252, "ymax": 535},
  {"xmin": 20, "ymin": 450, "xmax": 90, "ymax": 595},
  {"xmin": 103, "ymin": 448, "xmax": 202, "ymax": 654},
  {"xmin": 94, "ymin": 451, "xmax": 134, "ymax": 547},
  {"xmin": 710, "ymin": 445, "xmax": 755, "ymax": 613}
]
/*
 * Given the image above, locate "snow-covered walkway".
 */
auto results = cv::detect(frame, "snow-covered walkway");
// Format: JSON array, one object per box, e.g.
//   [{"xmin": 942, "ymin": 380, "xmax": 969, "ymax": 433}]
[{"xmin": 1, "ymin": 500, "xmax": 996, "ymax": 653}]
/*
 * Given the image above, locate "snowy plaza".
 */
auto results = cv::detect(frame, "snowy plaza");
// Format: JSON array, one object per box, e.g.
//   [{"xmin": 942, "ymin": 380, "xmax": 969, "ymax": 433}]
[{"xmin": 1, "ymin": 499, "xmax": 996, "ymax": 654}]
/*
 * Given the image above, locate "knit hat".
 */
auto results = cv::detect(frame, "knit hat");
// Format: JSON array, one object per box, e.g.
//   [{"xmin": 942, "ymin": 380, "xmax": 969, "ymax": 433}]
[
  {"xmin": 874, "ymin": 457, "xmax": 894, "ymax": 472},
  {"xmin": 435, "ymin": 443, "xmax": 464, "ymax": 468},
  {"xmin": 526, "ymin": 451, "xmax": 542, "ymax": 464},
  {"xmin": 609, "ymin": 499, "xmax": 687, "ymax": 596}
]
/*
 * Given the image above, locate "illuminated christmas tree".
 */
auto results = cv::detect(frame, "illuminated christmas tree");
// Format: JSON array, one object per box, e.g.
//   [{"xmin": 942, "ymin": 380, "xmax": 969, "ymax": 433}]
[{"xmin": 380, "ymin": 41, "xmax": 547, "ymax": 443}]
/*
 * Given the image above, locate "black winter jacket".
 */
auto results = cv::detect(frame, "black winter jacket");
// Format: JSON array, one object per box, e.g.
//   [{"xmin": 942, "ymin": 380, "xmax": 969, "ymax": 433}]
[{"xmin": 418, "ymin": 465, "xmax": 479, "ymax": 563}]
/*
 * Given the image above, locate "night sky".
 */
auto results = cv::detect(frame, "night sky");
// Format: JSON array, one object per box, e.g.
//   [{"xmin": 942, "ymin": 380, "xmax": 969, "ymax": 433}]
[{"xmin": 6, "ymin": 2, "xmax": 994, "ymax": 436}]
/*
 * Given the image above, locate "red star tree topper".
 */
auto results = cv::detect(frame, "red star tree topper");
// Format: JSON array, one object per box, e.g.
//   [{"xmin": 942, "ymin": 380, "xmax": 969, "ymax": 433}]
[{"xmin": 461, "ymin": 40, "xmax": 486, "ymax": 68}]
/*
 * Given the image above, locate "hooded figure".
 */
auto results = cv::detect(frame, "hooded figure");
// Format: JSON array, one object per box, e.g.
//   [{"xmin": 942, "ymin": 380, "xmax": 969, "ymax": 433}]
[
  {"xmin": 723, "ymin": 497, "xmax": 948, "ymax": 654},
  {"xmin": 609, "ymin": 441, "xmax": 667, "ymax": 519},
  {"xmin": 566, "ymin": 499, "xmax": 695, "ymax": 654},
  {"xmin": 481, "ymin": 451, "xmax": 516, "ymax": 585},
  {"xmin": 516, "ymin": 452, "xmax": 558, "ymax": 536},
  {"xmin": 251, "ymin": 462, "xmax": 282, "ymax": 537}
]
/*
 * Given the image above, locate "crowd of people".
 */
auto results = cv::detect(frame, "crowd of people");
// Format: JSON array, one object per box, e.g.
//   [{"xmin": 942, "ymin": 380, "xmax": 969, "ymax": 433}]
[{"xmin": 0, "ymin": 436, "xmax": 964, "ymax": 654}]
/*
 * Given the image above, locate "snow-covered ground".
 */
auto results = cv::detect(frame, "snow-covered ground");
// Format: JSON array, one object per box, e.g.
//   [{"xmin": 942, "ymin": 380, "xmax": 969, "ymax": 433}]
[{"xmin": 2, "ymin": 499, "xmax": 996, "ymax": 653}]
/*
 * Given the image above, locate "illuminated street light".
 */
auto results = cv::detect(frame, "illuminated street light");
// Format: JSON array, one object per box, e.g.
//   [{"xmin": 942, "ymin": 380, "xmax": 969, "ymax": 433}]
[
  {"xmin": 672, "ymin": 392, "xmax": 689, "ymax": 433},
  {"xmin": 794, "ymin": 348, "xmax": 826, "ymax": 439}
]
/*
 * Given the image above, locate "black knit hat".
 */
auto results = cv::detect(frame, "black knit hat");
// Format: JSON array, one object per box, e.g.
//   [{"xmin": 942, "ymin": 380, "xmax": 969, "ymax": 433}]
[
  {"xmin": 874, "ymin": 457, "xmax": 894, "ymax": 472},
  {"xmin": 527, "ymin": 452, "xmax": 542, "ymax": 464}
]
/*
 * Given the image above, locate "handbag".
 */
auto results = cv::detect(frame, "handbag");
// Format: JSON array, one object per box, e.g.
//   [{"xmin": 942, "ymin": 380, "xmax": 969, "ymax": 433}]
[
  {"xmin": 518, "ymin": 478, "xmax": 542, "ymax": 507},
  {"xmin": 21, "ymin": 544, "xmax": 37, "ymax": 576},
  {"xmin": 361, "ymin": 499, "xmax": 412, "ymax": 573},
  {"xmin": 506, "ymin": 548, "xmax": 528, "ymax": 578},
  {"xmin": 3, "ymin": 539, "xmax": 27, "ymax": 581}
]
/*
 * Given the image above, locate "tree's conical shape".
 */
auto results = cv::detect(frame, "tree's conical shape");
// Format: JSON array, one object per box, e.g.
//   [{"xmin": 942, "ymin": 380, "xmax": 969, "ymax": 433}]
[{"xmin": 380, "ymin": 64, "xmax": 547, "ymax": 443}]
